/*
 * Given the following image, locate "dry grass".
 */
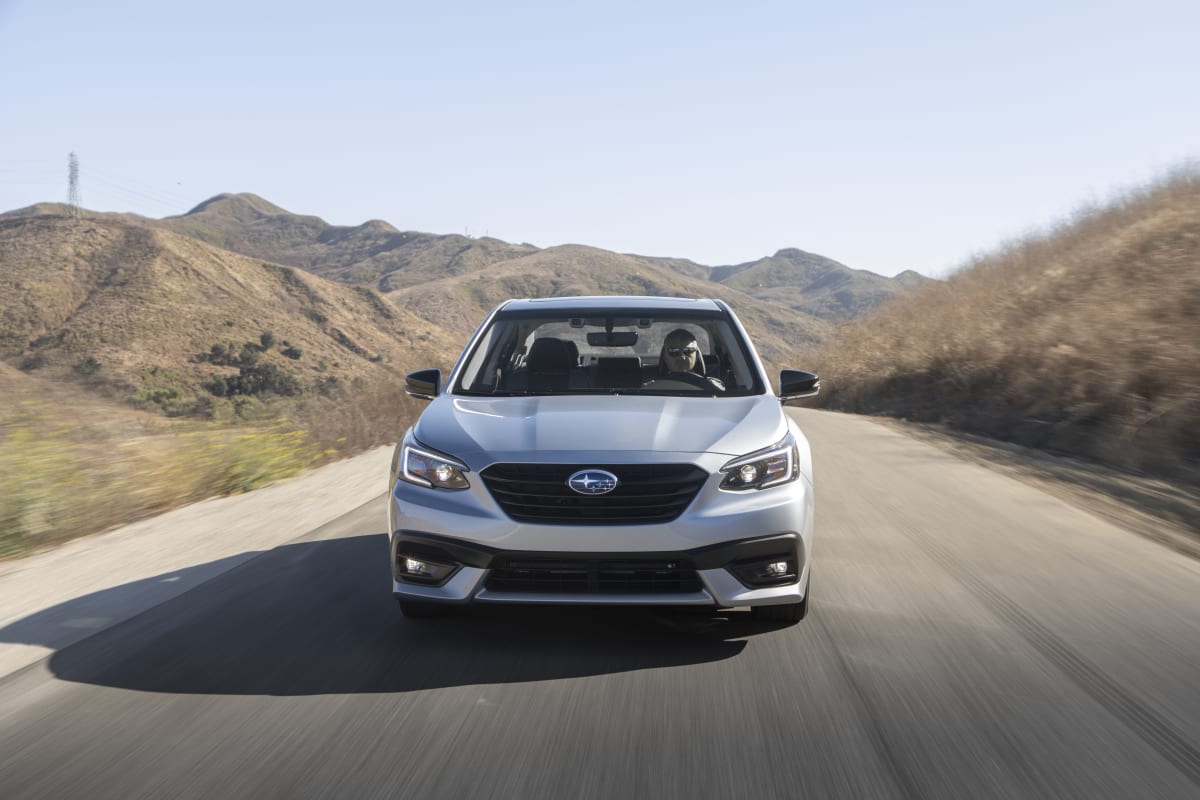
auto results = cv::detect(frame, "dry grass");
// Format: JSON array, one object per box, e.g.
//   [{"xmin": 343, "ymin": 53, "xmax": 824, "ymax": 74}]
[
  {"xmin": 0, "ymin": 369, "xmax": 434, "ymax": 559},
  {"xmin": 295, "ymin": 374, "xmax": 437, "ymax": 455},
  {"xmin": 0, "ymin": 403, "xmax": 324, "ymax": 558},
  {"xmin": 810, "ymin": 169, "xmax": 1200, "ymax": 479}
]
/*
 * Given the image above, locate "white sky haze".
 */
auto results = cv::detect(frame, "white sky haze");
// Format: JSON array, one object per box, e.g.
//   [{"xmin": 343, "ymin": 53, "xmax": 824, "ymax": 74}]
[{"xmin": 1, "ymin": 0, "xmax": 1197, "ymax": 277}]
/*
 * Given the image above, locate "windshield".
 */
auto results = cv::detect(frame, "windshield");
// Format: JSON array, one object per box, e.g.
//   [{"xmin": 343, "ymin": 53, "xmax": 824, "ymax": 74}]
[{"xmin": 452, "ymin": 308, "xmax": 766, "ymax": 397}]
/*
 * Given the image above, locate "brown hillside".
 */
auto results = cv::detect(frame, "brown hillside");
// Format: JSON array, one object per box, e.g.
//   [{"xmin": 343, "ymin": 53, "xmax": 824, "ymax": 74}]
[
  {"xmin": 156, "ymin": 194, "xmax": 538, "ymax": 290},
  {"xmin": 715, "ymin": 248, "xmax": 931, "ymax": 321},
  {"xmin": 149, "ymin": 194, "xmax": 924, "ymax": 326},
  {"xmin": 810, "ymin": 171, "xmax": 1200, "ymax": 478},
  {"xmin": 0, "ymin": 213, "xmax": 460, "ymax": 416}
]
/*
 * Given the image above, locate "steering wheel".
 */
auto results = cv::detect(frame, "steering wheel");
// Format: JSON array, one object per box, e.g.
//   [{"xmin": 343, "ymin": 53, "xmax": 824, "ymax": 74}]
[{"xmin": 643, "ymin": 371, "xmax": 716, "ymax": 391}]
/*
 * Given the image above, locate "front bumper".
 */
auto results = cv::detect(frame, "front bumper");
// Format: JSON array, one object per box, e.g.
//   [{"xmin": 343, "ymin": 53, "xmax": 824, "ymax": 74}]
[
  {"xmin": 389, "ymin": 459, "xmax": 813, "ymax": 608},
  {"xmin": 390, "ymin": 529, "xmax": 810, "ymax": 607}
]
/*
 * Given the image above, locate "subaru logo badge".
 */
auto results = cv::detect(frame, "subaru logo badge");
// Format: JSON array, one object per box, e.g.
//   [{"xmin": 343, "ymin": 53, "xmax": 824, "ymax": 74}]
[{"xmin": 567, "ymin": 469, "xmax": 619, "ymax": 496}]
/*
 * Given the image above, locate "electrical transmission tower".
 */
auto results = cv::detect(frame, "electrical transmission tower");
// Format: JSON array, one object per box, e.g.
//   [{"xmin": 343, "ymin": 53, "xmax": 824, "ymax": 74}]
[{"xmin": 67, "ymin": 152, "xmax": 81, "ymax": 219}]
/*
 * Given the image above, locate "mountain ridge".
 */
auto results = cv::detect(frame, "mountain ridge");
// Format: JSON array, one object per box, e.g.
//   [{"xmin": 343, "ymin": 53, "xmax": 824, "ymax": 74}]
[{"xmin": 146, "ymin": 192, "xmax": 929, "ymax": 320}]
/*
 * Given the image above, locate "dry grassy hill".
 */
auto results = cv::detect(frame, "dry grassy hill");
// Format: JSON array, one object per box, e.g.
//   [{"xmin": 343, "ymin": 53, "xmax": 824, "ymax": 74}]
[
  {"xmin": 714, "ymin": 248, "xmax": 932, "ymax": 320},
  {"xmin": 0, "ymin": 213, "xmax": 460, "ymax": 419},
  {"xmin": 157, "ymin": 194, "xmax": 539, "ymax": 291},
  {"xmin": 810, "ymin": 171, "xmax": 1200, "ymax": 478},
  {"xmin": 153, "ymin": 193, "xmax": 924, "ymax": 327}
]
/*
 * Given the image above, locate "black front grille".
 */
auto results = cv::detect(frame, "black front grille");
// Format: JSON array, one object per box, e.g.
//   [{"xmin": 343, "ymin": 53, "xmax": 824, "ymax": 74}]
[
  {"xmin": 480, "ymin": 463, "xmax": 708, "ymax": 524},
  {"xmin": 485, "ymin": 558, "xmax": 703, "ymax": 595}
]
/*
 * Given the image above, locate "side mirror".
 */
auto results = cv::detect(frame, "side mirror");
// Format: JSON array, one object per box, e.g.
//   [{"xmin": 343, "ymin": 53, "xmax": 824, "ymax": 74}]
[
  {"xmin": 405, "ymin": 368, "xmax": 441, "ymax": 401},
  {"xmin": 779, "ymin": 369, "xmax": 819, "ymax": 405}
]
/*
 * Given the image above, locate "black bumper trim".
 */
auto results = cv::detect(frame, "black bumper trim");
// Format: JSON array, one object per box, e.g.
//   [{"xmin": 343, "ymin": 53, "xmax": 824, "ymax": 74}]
[{"xmin": 392, "ymin": 530, "xmax": 800, "ymax": 572}]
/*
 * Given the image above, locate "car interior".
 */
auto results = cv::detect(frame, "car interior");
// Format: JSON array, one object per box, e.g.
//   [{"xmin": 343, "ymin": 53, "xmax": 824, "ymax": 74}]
[{"xmin": 460, "ymin": 315, "xmax": 756, "ymax": 395}]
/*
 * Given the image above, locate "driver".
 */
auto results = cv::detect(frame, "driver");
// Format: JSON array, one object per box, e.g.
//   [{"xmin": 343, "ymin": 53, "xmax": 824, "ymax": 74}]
[{"xmin": 659, "ymin": 329, "xmax": 725, "ymax": 391}]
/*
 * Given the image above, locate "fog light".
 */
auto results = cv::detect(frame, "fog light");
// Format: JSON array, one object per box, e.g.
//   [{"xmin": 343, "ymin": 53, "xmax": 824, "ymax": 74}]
[
  {"xmin": 728, "ymin": 555, "xmax": 798, "ymax": 587},
  {"xmin": 397, "ymin": 554, "xmax": 457, "ymax": 584}
]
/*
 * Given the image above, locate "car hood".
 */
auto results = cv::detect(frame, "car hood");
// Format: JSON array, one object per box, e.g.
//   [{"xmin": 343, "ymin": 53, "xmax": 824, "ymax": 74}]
[{"xmin": 414, "ymin": 394, "xmax": 788, "ymax": 462}]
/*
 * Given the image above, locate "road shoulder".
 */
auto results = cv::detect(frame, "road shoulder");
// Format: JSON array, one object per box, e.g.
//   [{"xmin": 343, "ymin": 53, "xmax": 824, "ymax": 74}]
[
  {"xmin": 868, "ymin": 415, "xmax": 1200, "ymax": 560},
  {"xmin": 0, "ymin": 445, "xmax": 392, "ymax": 682}
]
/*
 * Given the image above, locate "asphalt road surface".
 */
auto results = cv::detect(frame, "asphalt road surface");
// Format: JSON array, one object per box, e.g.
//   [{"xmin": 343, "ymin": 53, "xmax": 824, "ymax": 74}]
[{"xmin": 2, "ymin": 409, "xmax": 1199, "ymax": 799}]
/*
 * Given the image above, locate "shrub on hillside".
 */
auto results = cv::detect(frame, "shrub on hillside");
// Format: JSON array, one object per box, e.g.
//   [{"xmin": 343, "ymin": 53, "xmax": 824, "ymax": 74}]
[
  {"xmin": 132, "ymin": 385, "xmax": 197, "ymax": 416},
  {"xmin": 75, "ymin": 356, "xmax": 102, "ymax": 376},
  {"xmin": 238, "ymin": 342, "xmax": 261, "ymax": 366},
  {"xmin": 206, "ymin": 362, "xmax": 301, "ymax": 399}
]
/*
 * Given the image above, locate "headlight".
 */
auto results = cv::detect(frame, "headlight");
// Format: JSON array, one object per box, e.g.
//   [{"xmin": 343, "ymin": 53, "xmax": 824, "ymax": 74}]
[
  {"xmin": 398, "ymin": 429, "xmax": 470, "ymax": 490},
  {"xmin": 719, "ymin": 434, "xmax": 799, "ymax": 491}
]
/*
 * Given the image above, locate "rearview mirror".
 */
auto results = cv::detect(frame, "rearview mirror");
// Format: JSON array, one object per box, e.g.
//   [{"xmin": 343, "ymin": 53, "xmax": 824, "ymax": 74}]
[
  {"xmin": 405, "ymin": 368, "xmax": 441, "ymax": 401},
  {"xmin": 779, "ymin": 369, "xmax": 819, "ymax": 405},
  {"xmin": 586, "ymin": 331, "xmax": 638, "ymax": 347}
]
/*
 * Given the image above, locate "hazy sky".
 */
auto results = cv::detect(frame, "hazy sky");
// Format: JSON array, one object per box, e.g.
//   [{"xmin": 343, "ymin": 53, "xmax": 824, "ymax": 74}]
[{"xmin": 1, "ymin": 0, "xmax": 1196, "ymax": 277}]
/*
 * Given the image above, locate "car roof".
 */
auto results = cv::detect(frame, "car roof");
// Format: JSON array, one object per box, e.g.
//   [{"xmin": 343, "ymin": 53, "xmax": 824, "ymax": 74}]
[{"xmin": 500, "ymin": 296, "xmax": 724, "ymax": 313}]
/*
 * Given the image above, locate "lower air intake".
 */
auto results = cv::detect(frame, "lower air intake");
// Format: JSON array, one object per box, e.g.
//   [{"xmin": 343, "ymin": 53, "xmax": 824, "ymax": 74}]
[{"xmin": 485, "ymin": 558, "xmax": 703, "ymax": 595}]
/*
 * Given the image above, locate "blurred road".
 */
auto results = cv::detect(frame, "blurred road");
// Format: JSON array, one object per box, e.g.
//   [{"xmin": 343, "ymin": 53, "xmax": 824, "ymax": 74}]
[{"xmin": 1, "ymin": 409, "xmax": 1199, "ymax": 799}]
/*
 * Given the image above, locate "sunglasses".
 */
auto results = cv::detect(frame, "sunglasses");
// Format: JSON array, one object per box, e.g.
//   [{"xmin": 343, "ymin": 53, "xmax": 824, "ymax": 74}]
[{"xmin": 665, "ymin": 346, "xmax": 700, "ymax": 357}]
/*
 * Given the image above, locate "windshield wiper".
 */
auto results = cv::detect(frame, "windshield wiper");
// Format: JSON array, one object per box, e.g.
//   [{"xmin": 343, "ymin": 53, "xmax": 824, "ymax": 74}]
[{"xmin": 609, "ymin": 388, "xmax": 719, "ymax": 397}]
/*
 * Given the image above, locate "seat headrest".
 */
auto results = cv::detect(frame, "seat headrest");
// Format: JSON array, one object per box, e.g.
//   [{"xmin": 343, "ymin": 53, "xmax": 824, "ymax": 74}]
[{"xmin": 527, "ymin": 338, "xmax": 574, "ymax": 372}]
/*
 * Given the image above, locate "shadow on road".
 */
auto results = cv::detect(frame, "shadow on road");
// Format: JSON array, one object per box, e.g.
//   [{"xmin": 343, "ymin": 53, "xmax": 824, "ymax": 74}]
[{"xmin": 2, "ymin": 533, "xmax": 760, "ymax": 696}]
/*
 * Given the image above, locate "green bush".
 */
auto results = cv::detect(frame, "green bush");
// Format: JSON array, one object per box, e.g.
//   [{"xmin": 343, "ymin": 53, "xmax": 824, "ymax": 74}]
[
  {"xmin": 315, "ymin": 375, "xmax": 341, "ymax": 397},
  {"xmin": 75, "ymin": 356, "xmax": 102, "ymax": 375},
  {"xmin": 206, "ymin": 363, "xmax": 301, "ymax": 399},
  {"xmin": 238, "ymin": 342, "xmax": 261, "ymax": 366},
  {"xmin": 131, "ymin": 384, "xmax": 196, "ymax": 416}
]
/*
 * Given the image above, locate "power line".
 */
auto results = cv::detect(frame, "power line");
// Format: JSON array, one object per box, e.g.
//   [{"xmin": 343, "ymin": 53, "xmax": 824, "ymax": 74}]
[
  {"xmin": 0, "ymin": 167, "xmax": 59, "ymax": 173},
  {"xmin": 85, "ymin": 173, "xmax": 191, "ymax": 215},
  {"xmin": 85, "ymin": 167, "xmax": 195, "ymax": 209}
]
